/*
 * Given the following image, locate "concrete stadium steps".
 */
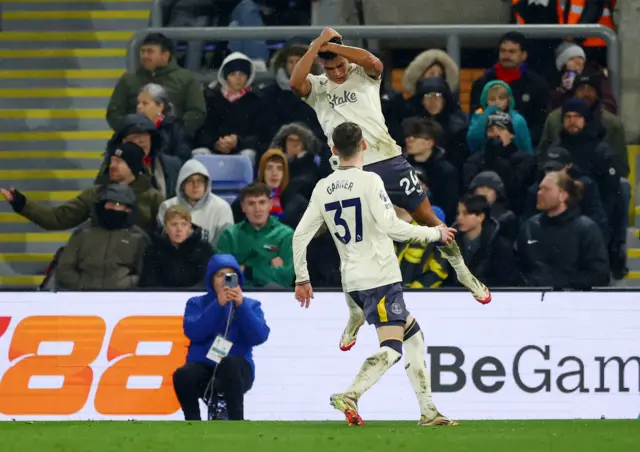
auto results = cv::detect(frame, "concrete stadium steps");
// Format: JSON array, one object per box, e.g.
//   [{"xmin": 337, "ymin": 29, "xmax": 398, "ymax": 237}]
[
  {"xmin": 0, "ymin": 0, "xmax": 151, "ymax": 11},
  {"xmin": 0, "ymin": 31, "xmax": 133, "ymax": 49},
  {"xmin": 1, "ymin": 11, "xmax": 150, "ymax": 32},
  {"xmin": 0, "ymin": 91, "xmax": 111, "ymax": 109},
  {"xmin": 0, "ymin": 151, "xmax": 102, "ymax": 169},
  {"xmin": 0, "ymin": 50, "xmax": 125, "ymax": 70},
  {"xmin": 0, "ymin": 169, "xmax": 97, "ymax": 191},
  {"xmin": 0, "ymin": 130, "xmax": 111, "ymax": 151}
]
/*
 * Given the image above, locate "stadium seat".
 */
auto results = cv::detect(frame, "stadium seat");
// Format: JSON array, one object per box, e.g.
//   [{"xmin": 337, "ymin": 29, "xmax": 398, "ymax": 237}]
[
  {"xmin": 193, "ymin": 154, "xmax": 254, "ymax": 193},
  {"xmin": 218, "ymin": 193, "xmax": 239, "ymax": 205}
]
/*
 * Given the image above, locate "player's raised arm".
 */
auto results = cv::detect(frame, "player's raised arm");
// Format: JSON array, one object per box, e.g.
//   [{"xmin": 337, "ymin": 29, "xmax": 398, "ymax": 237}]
[
  {"xmin": 290, "ymin": 27, "xmax": 342, "ymax": 97},
  {"xmin": 292, "ymin": 188, "xmax": 326, "ymax": 287},
  {"xmin": 319, "ymin": 42, "xmax": 383, "ymax": 79},
  {"xmin": 366, "ymin": 175, "xmax": 455, "ymax": 244}
]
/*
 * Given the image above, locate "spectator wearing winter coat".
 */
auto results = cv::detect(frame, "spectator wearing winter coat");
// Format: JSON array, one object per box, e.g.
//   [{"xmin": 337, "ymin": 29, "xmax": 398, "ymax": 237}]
[
  {"xmin": 449, "ymin": 194, "xmax": 519, "ymax": 287},
  {"xmin": 516, "ymin": 171, "xmax": 610, "ymax": 289},
  {"xmin": 401, "ymin": 49, "xmax": 460, "ymax": 96},
  {"xmin": 158, "ymin": 159, "xmax": 233, "ymax": 247},
  {"xmin": 537, "ymin": 72, "xmax": 629, "ymax": 178},
  {"xmin": 231, "ymin": 149, "xmax": 309, "ymax": 229},
  {"xmin": 136, "ymin": 83, "xmax": 193, "ymax": 163},
  {"xmin": 1, "ymin": 142, "xmax": 164, "ymax": 235},
  {"xmin": 260, "ymin": 44, "xmax": 324, "ymax": 142},
  {"xmin": 194, "ymin": 52, "xmax": 274, "ymax": 164},
  {"xmin": 173, "ymin": 254, "xmax": 270, "ymax": 421},
  {"xmin": 401, "ymin": 77, "xmax": 469, "ymax": 172},
  {"xmin": 470, "ymin": 32, "xmax": 548, "ymax": 146},
  {"xmin": 269, "ymin": 122, "xmax": 321, "ymax": 200},
  {"xmin": 522, "ymin": 147, "xmax": 610, "ymax": 244},
  {"xmin": 98, "ymin": 114, "xmax": 182, "ymax": 199},
  {"xmin": 55, "ymin": 184, "xmax": 150, "ymax": 290},
  {"xmin": 106, "ymin": 33, "xmax": 206, "ymax": 134},
  {"xmin": 463, "ymin": 111, "xmax": 536, "ymax": 216},
  {"xmin": 217, "ymin": 183, "xmax": 295, "ymax": 289},
  {"xmin": 141, "ymin": 205, "xmax": 213, "ymax": 289},
  {"xmin": 468, "ymin": 171, "xmax": 518, "ymax": 241},
  {"xmin": 402, "ymin": 117, "xmax": 458, "ymax": 222},
  {"xmin": 549, "ymin": 41, "xmax": 617, "ymax": 115},
  {"xmin": 467, "ymin": 80, "xmax": 533, "ymax": 154}
]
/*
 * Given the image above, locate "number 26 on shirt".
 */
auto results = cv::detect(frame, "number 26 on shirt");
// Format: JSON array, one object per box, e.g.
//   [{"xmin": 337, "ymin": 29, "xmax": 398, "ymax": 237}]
[{"xmin": 324, "ymin": 197, "xmax": 363, "ymax": 244}]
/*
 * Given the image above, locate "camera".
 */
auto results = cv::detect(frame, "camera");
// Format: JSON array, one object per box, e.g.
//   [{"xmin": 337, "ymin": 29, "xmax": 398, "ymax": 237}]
[{"xmin": 224, "ymin": 273, "xmax": 239, "ymax": 288}]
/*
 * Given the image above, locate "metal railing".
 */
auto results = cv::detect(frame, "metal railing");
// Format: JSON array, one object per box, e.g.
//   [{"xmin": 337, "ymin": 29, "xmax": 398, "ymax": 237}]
[{"xmin": 126, "ymin": 24, "xmax": 620, "ymax": 100}]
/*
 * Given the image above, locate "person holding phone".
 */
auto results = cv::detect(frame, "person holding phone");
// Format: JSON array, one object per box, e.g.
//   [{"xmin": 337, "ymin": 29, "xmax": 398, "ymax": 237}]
[{"xmin": 173, "ymin": 254, "xmax": 270, "ymax": 421}]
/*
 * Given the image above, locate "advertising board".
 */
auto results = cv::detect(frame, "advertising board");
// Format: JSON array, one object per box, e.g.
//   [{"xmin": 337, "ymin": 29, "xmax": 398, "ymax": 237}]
[{"xmin": 0, "ymin": 291, "xmax": 637, "ymax": 420}]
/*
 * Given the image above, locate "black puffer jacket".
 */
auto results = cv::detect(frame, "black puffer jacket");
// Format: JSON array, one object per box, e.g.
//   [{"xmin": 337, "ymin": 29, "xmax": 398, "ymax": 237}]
[
  {"xmin": 156, "ymin": 115, "xmax": 193, "ymax": 163},
  {"xmin": 516, "ymin": 207, "xmax": 610, "ymax": 289},
  {"xmin": 139, "ymin": 225, "xmax": 213, "ymax": 289}
]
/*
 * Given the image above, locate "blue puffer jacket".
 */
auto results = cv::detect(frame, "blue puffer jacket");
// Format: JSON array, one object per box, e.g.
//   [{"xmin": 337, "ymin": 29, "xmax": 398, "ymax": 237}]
[
  {"xmin": 183, "ymin": 254, "xmax": 270, "ymax": 379},
  {"xmin": 467, "ymin": 80, "xmax": 533, "ymax": 154}
]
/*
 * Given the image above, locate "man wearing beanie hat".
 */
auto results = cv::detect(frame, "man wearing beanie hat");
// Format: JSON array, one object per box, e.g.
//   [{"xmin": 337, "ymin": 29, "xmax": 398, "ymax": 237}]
[
  {"xmin": 538, "ymin": 70, "xmax": 627, "ymax": 178},
  {"xmin": 468, "ymin": 171, "xmax": 518, "ymax": 241},
  {"xmin": 193, "ymin": 52, "xmax": 272, "ymax": 164},
  {"xmin": 550, "ymin": 41, "xmax": 617, "ymax": 115},
  {"xmin": 463, "ymin": 110, "xmax": 536, "ymax": 216},
  {"xmin": 97, "ymin": 113, "xmax": 182, "ymax": 199},
  {"xmin": 1, "ymin": 141, "xmax": 164, "ymax": 235}
]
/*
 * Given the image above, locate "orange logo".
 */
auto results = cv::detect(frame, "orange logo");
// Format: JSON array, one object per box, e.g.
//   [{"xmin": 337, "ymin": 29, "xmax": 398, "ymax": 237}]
[{"xmin": 0, "ymin": 315, "xmax": 188, "ymax": 416}]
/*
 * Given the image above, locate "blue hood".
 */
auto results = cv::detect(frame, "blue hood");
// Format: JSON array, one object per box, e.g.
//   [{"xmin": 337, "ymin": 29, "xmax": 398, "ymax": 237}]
[{"xmin": 206, "ymin": 254, "xmax": 244, "ymax": 293}]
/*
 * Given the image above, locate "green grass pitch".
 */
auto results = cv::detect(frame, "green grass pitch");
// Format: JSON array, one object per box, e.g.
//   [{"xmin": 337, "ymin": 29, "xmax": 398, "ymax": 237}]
[{"xmin": 1, "ymin": 420, "xmax": 638, "ymax": 452}]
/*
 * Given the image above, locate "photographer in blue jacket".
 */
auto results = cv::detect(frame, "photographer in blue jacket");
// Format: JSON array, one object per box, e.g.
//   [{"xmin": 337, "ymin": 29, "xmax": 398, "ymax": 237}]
[{"xmin": 173, "ymin": 254, "xmax": 270, "ymax": 421}]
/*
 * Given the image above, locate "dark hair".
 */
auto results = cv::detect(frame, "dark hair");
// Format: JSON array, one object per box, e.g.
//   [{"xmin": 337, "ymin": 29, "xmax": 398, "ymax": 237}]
[
  {"xmin": 552, "ymin": 171, "xmax": 584, "ymax": 208},
  {"xmin": 460, "ymin": 194, "xmax": 491, "ymax": 220},
  {"xmin": 332, "ymin": 122, "xmax": 363, "ymax": 158},
  {"xmin": 141, "ymin": 33, "xmax": 174, "ymax": 55},
  {"xmin": 240, "ymin": 182, "xmax": 271, "ymax": 201},
  {"xmin": 498, "ymin": 31, "xmax": 527, "ymax": 52},
  {"xmin": 318, "ymin": 37, "xmax": 343, "ymax": 60},
  {"xmin": 402, "ymin": 117, "xmax": 443, "ymax": 142}
]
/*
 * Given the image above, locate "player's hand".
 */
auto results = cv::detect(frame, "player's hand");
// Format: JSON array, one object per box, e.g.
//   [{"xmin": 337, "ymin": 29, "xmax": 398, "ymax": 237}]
[
  {"xmin": 436, "ymin": 224, "xmax": 457, "ymax": 245},
  {"xmin": 0, "ymin": 188, "xmax": 14, "ymax": 203},
  {"xmin": 295, "ymin": 283, "xmax": 314, "ymax": 308},
  {"xmin": 318, "ymin": 27, "xmax": 341, "ymax": 45},
  {"xmin": 271, "ymin": 256, "xmax": 284, "ymax": 267}
]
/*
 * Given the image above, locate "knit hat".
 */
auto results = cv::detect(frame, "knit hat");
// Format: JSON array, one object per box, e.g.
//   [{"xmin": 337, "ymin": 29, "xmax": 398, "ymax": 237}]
[
  {"xmin": 555, "ymin": 41, "xmax": 586, "ymax": 71},
  {"xmin": 109, "ymin": 142, "xmax": 145, "ymax": 175},
  {"xmin": 469, "ymin": 171, "xmax": 506, "ymax": 199},
  {"xmin": 222, "ymin": 58, "xmax": 252, "ymax": 80},
  {"xmin": 562, "ymin": 98, "xmax": 591, "ymax": 119},
  {"xmin": 486, "ymin": 110, "xmax": 514, "ymax": 134},
  {"xmin": 542, "ymin": 147, "xmax": 572, "ymax": 171},
  {"xmin": 573, "ymin": 72, "xmax": 601, "ymax": 97}
]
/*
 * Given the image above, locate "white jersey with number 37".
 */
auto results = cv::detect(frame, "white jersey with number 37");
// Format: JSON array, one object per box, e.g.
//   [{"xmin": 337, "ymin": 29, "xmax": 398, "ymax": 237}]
[{"xmin": 292, "ymin": 167, "xmax": 440, "ymax": 292}]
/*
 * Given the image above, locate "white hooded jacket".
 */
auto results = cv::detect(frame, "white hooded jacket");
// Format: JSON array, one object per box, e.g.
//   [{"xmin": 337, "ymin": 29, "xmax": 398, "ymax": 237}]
[{"xmin": 157, "ymin": 159, "xmax": 233, "ymax": 247}]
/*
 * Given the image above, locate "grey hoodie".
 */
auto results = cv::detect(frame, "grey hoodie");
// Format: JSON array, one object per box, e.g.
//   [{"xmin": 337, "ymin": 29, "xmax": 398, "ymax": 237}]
[{"xmin": 157, "ymin": 159, "xmax": 233, "ymax": 247}]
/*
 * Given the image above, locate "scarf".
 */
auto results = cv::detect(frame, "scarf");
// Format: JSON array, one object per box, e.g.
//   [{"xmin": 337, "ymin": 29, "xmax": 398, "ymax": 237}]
[
  {"xmin": 494, "ymin": 63, "xmax": 523, "ymax": 85},
  {"xmin": 154, "ymin": 114, "xmax": 165, "ymax": 129},
  {"xmin": 270, "ymin": 187, "xmax": 284, "ymax": 218},
  {"xmin": 222, "ymin": 85, "xmax": 252, "ymax": 103},
  {"xmin": 143, "ymin": 155, "xmax": 153, "ymax": 168}
]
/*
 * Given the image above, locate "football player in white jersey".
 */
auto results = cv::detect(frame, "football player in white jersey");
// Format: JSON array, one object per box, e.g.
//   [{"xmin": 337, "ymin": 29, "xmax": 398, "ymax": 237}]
[
  {"xmin": 290, "ymin": 28, "xmax": 491, "ymax": 353},
  {"xmin": 292, "ymin": 122, "xmax": 459, "ymax": 427}
]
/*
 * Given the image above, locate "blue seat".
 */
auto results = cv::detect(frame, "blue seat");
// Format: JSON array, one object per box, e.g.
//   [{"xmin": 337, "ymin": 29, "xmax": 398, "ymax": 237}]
[
  {"xmin": 193, "ymin": 154, "xmax": 254, "ymax": 192},
  {"xmin": 218, "ymin": 193, "xmax": 238, "ymax": 205}
]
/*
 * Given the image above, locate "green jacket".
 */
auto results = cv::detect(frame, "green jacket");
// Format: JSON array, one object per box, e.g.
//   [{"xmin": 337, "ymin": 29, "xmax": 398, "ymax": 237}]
[
  {"xmin": 19, "ymin": 175, "xmax": 164, "ymax": 234},
  {"xmin": 216, "ymin": 216, "xmax": 295, "ymax": 288},
  {"xmin": 537, "ymin": 107, "xmax": 629, "ymax": 177},
  {"xmin": 106, "ymin": 60, "xmax": 206, "ymax": 133}
]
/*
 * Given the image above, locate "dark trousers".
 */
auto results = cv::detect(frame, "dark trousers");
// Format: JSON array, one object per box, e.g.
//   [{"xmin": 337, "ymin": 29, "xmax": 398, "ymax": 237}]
[{"xmin": 173, "ymin": 356, "xmax": 253, "ymax": 421}]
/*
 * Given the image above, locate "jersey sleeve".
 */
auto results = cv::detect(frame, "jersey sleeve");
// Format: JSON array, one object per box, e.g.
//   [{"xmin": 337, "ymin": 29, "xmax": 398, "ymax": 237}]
[
  {"xmin": 352, "ymin": 64, "xmax": 382, "ymax": 85},
  {"xmin": 365, "ymin": 174, "xmax": 441, "ymax": 243},
  {"xmin": 301, "ymin": 74, "xmax": 321, "ymax": 108},
  {"xmin": 292, "ymin": 186, "xmax": 326, "ymax": 285}
]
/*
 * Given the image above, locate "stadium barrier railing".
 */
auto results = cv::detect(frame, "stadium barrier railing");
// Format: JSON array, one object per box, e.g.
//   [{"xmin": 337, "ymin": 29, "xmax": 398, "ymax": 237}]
[
  {"xmin": 0, "ymin": 290, "xmax": 637, "ymax": 421},
  {"xmin": 126, "ymin": 24, "xmax": 620, "ymax": 101}
]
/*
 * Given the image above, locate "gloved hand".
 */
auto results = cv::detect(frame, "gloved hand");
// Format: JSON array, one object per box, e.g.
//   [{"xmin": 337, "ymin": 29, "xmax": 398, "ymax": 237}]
[{"xmin": 0, "ymin": 187, "xmax": 27, "ymax": 213}]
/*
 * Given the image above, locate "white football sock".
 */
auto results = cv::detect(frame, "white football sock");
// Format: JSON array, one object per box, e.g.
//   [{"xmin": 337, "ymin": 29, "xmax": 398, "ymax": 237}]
[
  {"xmin": 345, "ymin": 346, "xmax": 402, "ymax": 399},
  {"xmin": 404, "ymin": 329, "xmax": 435, "ymax": 414}
]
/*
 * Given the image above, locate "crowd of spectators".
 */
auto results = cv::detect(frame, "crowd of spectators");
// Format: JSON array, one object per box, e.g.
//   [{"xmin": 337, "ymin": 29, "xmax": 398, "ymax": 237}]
[{"xmin": 0, "ymin": 26, "xmax": 631, "ymax": 291}]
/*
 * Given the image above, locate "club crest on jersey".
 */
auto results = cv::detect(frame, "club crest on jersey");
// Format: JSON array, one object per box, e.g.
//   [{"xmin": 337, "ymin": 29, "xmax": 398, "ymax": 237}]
[
  {"xmin": 328, "ymin": 91, "xmax": 358, "ymax": 108},
  {"xmin": 379, "ymin": 190, "xmax": 388, "ymax": 202},
  {"xmin": 390, "ymin": 303, "xmax": 403, "ymax": 315}
]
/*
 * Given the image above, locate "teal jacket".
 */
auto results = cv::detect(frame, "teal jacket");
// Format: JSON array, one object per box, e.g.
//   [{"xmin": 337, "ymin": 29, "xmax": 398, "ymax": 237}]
[
  {"xmin": 216, "ymin": 216, "xmax": 294, "ymax": 288},
  {"xmin": 467, "ymin": 80, "xmax": 533, "ymax": 154}
]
